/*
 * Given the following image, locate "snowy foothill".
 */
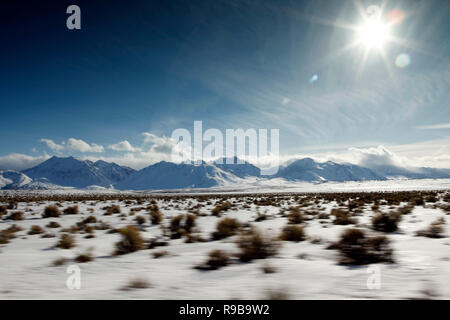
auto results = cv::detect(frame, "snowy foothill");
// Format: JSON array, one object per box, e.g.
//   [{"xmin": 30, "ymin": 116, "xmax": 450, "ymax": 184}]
[{"xmin": 0, "ymin": 187, "xmax": 450, "ymax": 299}]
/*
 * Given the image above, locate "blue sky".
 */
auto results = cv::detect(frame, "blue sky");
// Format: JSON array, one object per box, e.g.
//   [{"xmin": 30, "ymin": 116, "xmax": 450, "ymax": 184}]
[{"xmin": 0, "ymin": 0, "xmax": 449, "ymax": 170}]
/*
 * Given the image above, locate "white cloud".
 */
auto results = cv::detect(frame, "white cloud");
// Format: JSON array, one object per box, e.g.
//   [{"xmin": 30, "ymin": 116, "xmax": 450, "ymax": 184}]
[
  {"xmin": 415, "ymin": 123, "xmax": 450, "ymax": 130},
  {"xmin": 347, "ymin": 145, "xmax": 406, "ymax": 168},
  {"xmin": 40, "ymin": 138, "xmax": 65, "ymax": 151},
  {"xmin": 141, "ymin": 132, "xmax": 177, "ymax": 154},
  {"xmin": 108, "ymin": 140, "xmax": 140, "ymax": 152},
  {"xmin": 0, "ymin": 153, "xmax": 50, "ymax": 171},
  {"xmin": 67, "ymin": 138, "xmax": 104, "ymax": 153}
]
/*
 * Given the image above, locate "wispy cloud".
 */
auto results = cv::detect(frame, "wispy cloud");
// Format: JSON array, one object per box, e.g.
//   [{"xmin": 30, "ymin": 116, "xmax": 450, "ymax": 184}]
[{"xmin": 415, "ymin": 123, "xmax": 450, "ymax": 130}]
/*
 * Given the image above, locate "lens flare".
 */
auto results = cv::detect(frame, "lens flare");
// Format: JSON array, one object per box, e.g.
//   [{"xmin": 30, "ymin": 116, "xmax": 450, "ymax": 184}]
[{"xmin": 395, "ymin": 53, "xmax": 411, "ymax": 68}]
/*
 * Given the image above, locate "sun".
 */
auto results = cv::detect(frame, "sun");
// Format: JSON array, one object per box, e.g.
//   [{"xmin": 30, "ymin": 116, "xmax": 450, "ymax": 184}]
[{"xmin": 356, "ymin": 18, "xmax": 391, "ymax": 50}]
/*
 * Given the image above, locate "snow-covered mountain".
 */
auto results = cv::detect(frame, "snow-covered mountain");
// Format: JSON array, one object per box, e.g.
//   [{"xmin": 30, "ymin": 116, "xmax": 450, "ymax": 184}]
[
  {"xmin": 276, "ymin": 158, "xmax": 385, "ymax": 182},
  {"xmin": 213, "ymin": 157, "xmax": 261, "ymax": 178},
  {"xmin": 369, "ymin": 164, "xmax": 450, "ymax": 179},
  {"xmin": 22, "ymin": 156, "xmax": 135, "ymax": 188},
  {"xmin": 0, "ymin": 170, "xmax": 32, "ymax": 189},
  {"xmin": 2, "ymin": 156, "xmax": 450, "ymax": 191},
  {"xmin": 115, "ymin": 161, "xmax": 240, "ymax": 190}
]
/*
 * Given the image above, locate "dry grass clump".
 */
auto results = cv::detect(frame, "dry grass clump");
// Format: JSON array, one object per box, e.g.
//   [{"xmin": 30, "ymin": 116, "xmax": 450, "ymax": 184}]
[
  {"xmin": 196, "ymin": 249, "xmax": 230, "ymax": 270},
  {"xmin": 169, "ymin": 214, "xmax": 197, "ymax": 239},
  {"xmin": 331, "ymin": 209, "xmax": 357, "ymax": 225},
  {"xmin": 279, "ymin": 225, "xmax": 305, "ymax": 242},
  {"xmin": 0, "ymin": 205, "xmax": 7, "ymax": 219},
  {"xmin": 261, "ymin": 263, "xmax": 277, "ymax": 274},
  {"xmin": 287, "ymin": 206, "xmax": 304, "ymax": 224},
  {"xmin": 63, "ymin": 205, "xmax": 79, "ymax": 215},
  {"xmin": 212, "ymin": 217, "xmax": 241, "ymax": 240},
  {"xmin": 7, "ymin": 202, "xmax": 18, "ymax": 209},
  {"xmin": 114, "ymin": 225, "xmax": 145, "ymax": 255},
  {"xmin": 6, "ymin": 211, "xmax": 25, "ymax": 221},
  {"xmin": 152, "ymin": 250, "xmax": 170, "ymax": 259},
  {"xmin": 444, "ymin": 193, "xmax": 450, "ymax": 203},
  {"xmin": 333, "ymin": 228, "xmax": 394, "ymax": 265},
  {"xmin": 149, "ymin": 206, "xmax": 163, "ymax": 225},
  {"xmin": 372, "ymin": 211, "xmax": 402, "ymax": 232},
  {"xmin": 148, "ymin": 238, "xmax": 169, "ymax": 249},
  {"xmin": 264, "ymin": 288, "xmax": 291, "ymax": 300},
  {"xmin": 120, "ymin": 278, "xmax": 151, "ymax": 291},
  {"xmin": 46, "ymin": 221, "xmax": 61, "ymax": 228},
  {"xmin": 43, "ymin": 206, "xmax": 61, "ymax": 218},
  {"xmin": 52, "ymin": 257, "xmax": 69, "ymax": 266},
  {"xmin": 56, "ymin": 234, "xmax": 75, "ymax": 249},
  {"xmin": 398, "ymin": 205, "xmax": 414, "ymax": 215},
  {"xmin": 105, "ymin": 205, "xmax": 121, "ymax": 215},
  {"xmin": 0, "ymin": 225, "xmax": 20, "ymax": 243},
  {"xmin": 135, "ymin": 215, "xmax": 146, "ymax": 225},
  {"xmin": 211, "ymin": 201, "xmax": 232, "ymax": 216},
  {"xmin": 75, "ymin": 249, "xmax": 94, "ymax": 263},
  {"xmin": 416, "ymin": 217, "xmax": 446, "ymax": 238},
  {"xmin": 236, "ymin": 228, "xmax": 280, "ymax": 262},
  {"xmin": 28, "ymin": 225, "xmax": 44, "ymax": 235},
  {"xmin": 82, "ymin": 215, "xmax": 97, "ymax": 224}
]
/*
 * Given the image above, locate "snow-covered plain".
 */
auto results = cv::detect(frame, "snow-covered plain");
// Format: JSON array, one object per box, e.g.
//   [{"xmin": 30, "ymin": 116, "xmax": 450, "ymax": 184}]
[{"xmin": 1, "ymin": 182, "xmax": 450, "ymax": 300}]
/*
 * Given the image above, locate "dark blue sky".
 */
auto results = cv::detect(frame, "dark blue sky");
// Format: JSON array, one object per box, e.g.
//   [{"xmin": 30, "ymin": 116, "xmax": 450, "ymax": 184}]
[{"xmin": 1, "ymin": 0, "xmax": 449, "ymax": 169}]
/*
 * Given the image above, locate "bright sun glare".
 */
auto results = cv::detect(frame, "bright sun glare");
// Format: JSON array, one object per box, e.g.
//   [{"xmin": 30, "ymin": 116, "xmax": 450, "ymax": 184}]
[
  {"xmin": 358, "ymin": 19, "xmax": 389, "ymax": 49},
  {"xmin": 357, "ymin": 18, "xmax": 391, "ymax": 49}
]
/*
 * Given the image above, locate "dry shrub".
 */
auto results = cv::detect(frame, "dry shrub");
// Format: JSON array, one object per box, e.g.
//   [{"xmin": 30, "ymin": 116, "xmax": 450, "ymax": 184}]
[
  {"xmin": 7, "ymin": 202, "xmax": 17, "ymax": 209},
  {"xmin": 82, "ymin": 215, "xmax": 97, "ymax": 224},
  {"xmin": 150, "ymin": 209, "xmax": 163, "ymax": 225},
  {"xmin": 46, "ymin": 221, "xmax": 61, "ymax": 228},
  {"xmin": 75, "ymin": 249, "xmax": 94, "ymax": 263},
  {"xmin": 121, "ymin": 278, "xmax": 151, "ymax": 291},
  {"xmin": 52, "ymin": 257, "xmax": 68, "ymax": 266},
  {"xmin": 148, "ymin": 238, "xmax": 169, "ymax": 249},
  {"xmin": 279, "ymin": 225, "xmax": 305, "ymax": 242},
  {"xmin": 444, "ymin": 193, "xmax": 450, "ymax": 203},
  {"xmin": 43, "ymin": 206, "xmax": 61, "ymax": 218},
  {"xmin": 63, "ymin": 205, "xmax": 79, "ymax": 215},
  {"xmin": 398, "ymin": 205, "xmax": 414, "ymax": 215},
  {"xmin": 211, "ymin": 201, "xmax": 232, "ymax": 216},
  {"xmin": 169, "ymin": 214, "xmax": 196, "ymax": 239},
  {"xmin": 196, "ymin": 250, "xmax": 230, "ymax": 270},
  {"xmin": 56, "ymin": 234, "xmax": 75, "ymax": 249},
  {"xmin": 0, "ymin": 205, "xmax": 7, "ymax": 219},
  {"xmin": 28, "ymin": 225, "xmax": 44, "ymax": 235},
  {"xmin": 185, "ymin": 214, "xmax": 197, "ymax": 233},
  {"xmin": 331, "ymin": 209, "xmax": 356, "ymax": 225},
  {"xmin": 261, "ymin": 263, "xmax": 277, "ymax": 274},
  {"xmin": 105, "ymin": 205, "xmax": 121, "ymax": 215},
  {"xmin": 410, "ymin": 197, "xmax": 424, "ymax": 206},
  {"xmin": 416, "ymin": 217, "xmax": 445, "ymax": 238},
  {"xmin": 0, "ymin": 231, "xmax": 11, "ymax": 244},
  {"xmin": 133, "ymin": 215, "xmax": 145, "ymax": 225},
  {"xmin": 264, "ymin": 289, "xmax": 290, "ymax": 300},
  {"xmin": 114, "ymin": 225, "xmax": 144, "ymax": 255},
  {"xmin": 335, "ymin": 228, "xmax": 394, "ymax": 265},
  {"xmin": 213, "ymin": 217, "xmax": 240, "ymax": 240},
  {"xmin": 236, "ymin": 228, "xmax": 280, "ymax": 262},
  {"xmin": 152, "ymin": 250, "xmax": 170, "ymax": 259},
  {"xmin": 6, "ymin": 211, "xmax": 24, "ymax": 221},
  {"xmin": 287, "ymin": 206, "xmax": 304, "ymax": 224},
  {"xmin": 372, "ymin": 211, "xmax": 402, "ymax": 232}
]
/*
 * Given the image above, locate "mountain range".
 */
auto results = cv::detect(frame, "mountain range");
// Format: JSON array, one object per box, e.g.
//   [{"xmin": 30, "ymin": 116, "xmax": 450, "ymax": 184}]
[{"xmin": 1, "ymin": 155, "xmax": 450, "ymax": 190}]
